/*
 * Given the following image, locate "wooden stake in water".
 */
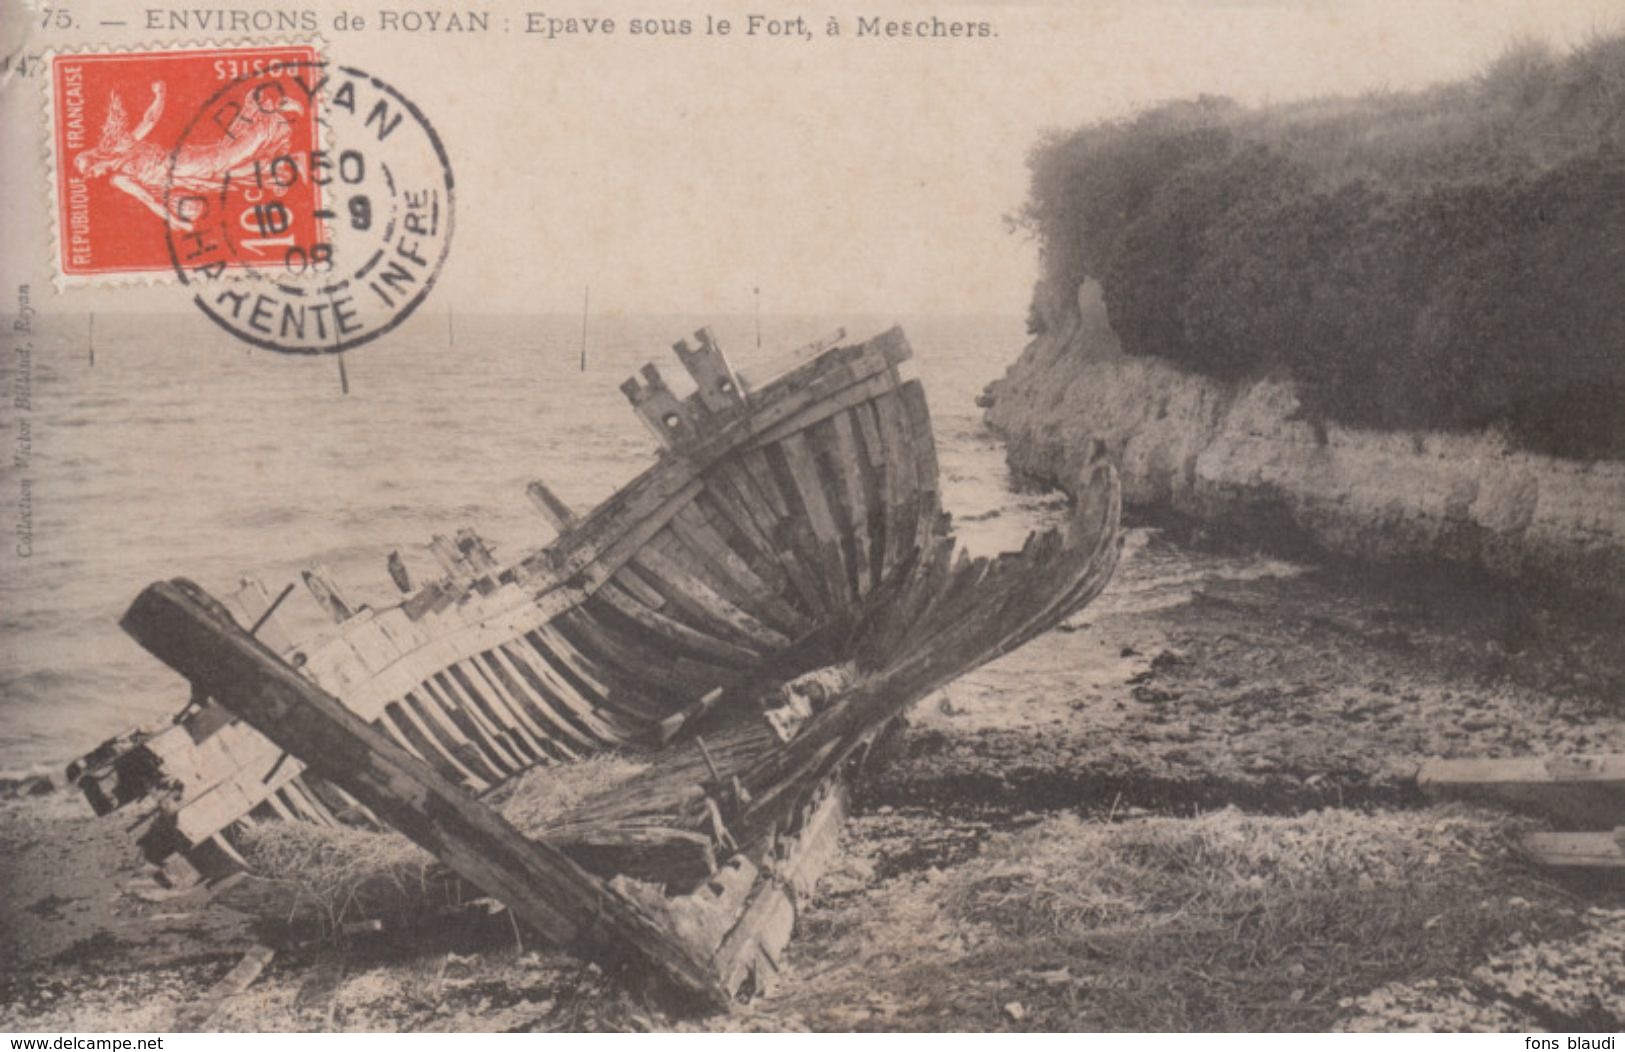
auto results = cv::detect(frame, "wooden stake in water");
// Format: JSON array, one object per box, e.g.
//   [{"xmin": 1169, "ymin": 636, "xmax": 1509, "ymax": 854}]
[
  {"xmin": 88, "ymin": 312, "xmax": 95, "ymax": 367},
  {"xmin": 579, "ymin": 285, "xmax": 590, "ymax": 372},
  {"xmin": 337, "ymin": 352, "xmax": 350, "ymax": 395},
  {"xmin": 448, "ymin": 306, "xmax": 455, "ymax": 349},
  {"xmin": 753, "ymin": 286, "xmax": 761, "ymax": 351}
]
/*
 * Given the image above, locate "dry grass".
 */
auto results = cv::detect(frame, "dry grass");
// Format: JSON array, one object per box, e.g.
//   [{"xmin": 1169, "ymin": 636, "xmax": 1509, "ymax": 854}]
[
  {"xmin": 938, "ymin": 806, "xmax": 1569, "ymax": 1030},
  {"xmin": 769, "ymin": 804, "xmax": 1588, "ymax": 1031},
  {"xmin": 236, "ymin": 755, "xmax": 647, "ymax": 935}
]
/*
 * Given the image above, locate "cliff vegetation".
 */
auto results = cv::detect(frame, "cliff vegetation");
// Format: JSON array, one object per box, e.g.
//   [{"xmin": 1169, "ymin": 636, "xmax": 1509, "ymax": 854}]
[{"xmin": 1020, "ymin": 33, "xmax": 1625, "ymax": 459}]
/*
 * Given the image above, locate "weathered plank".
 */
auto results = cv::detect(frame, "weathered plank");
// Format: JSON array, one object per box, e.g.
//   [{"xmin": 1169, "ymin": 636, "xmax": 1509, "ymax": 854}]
[
  {"xmin": 775, "ymin": 433, "xmax": 852, "ymax": 608},
  {"xmin": 302, "ymin": 565, "xmax": 355, "ymax": 623},
  {"xmin": 735, "ymin": 327, "xmax": 847, "ymax": 391},
  {"xmin": 631, "ymin": 538, "xmax": 789, "ymax": 651},
  {"xmin": 121, "ymin": 578, "xmax": 732, "ymax": 1011},
  {"xmin": 1522, "ymin": 830, "xmax": 1625, "ymax": 869},
  {"xmin": 490, "ymin": 643, "xmax": 613, "ymax": 751},
  {"xmin": 592, "ymin": 582, "xmax": 761, "ymax": 669},
  {"xmin": 714, "ymin": 783, "xmax": 848, "ymax": 997},
  {"xmin": 706, "ymin": 460, "xmax": 828, "ymax": 620},
  {"xmin": 672, "ymin": 328, "xmax": 746, "ymax": 418},
  {"xmin": 526, "ymin": 479, "xmax": 578, "ymax": 534},
  {"xmin": 666, "ymin": 504, "xmax": 808, "ymax": 632},
  {"xmin": 174, "ymin": 944, "xmax": 276, "ymax": 1030},
  {"xmin": 622, "ymin": 363, "xmax": 692, "ymax": 449},
  {"xmin": 821, "ymin": 412, "xmax": 874, "ymax": 597},
  {"xmin": 869, "ymin": 390, "xmax": 921, "ymax": 583},
  {"xmin": 1418, "ymin": 754, "xmax": 1625, "ymax": 829},
  {"xmin": 222, "ymin": 577, "xmax": 295, "ymax": 655}
]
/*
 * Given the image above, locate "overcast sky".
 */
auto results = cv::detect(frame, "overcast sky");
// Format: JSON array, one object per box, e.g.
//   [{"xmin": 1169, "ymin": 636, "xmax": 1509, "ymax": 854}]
[{"xmin": 4, "ymin": 0, "xmax": 1622, "ymax": 317}]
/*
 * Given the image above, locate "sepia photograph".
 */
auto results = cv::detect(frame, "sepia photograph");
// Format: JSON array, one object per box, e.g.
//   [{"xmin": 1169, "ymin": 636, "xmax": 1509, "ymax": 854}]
[{"xmin": 1, "ymin": 0, "xmax": 1622, "ymax": 1036}]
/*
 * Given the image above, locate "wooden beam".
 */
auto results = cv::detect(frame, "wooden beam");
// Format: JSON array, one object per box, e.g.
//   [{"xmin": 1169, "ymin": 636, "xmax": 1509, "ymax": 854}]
[
  {"xmin": 1522, "ymin": 830, "xmax": 1625, "ymax": 869},
  {"xmin": 672, "ymin": 328, "xmax": 745, "ymax": 418},
  {"xmin": 527, "ymin": 479, "xmax": 579, "ymax": 533},
  {"xmin": 1418, "ymin": 754, "xmax": 1625, "ymax": 829},
  {"xmin": 120, "ymin": 578, "xmax": 731, "ymax": 1012}
]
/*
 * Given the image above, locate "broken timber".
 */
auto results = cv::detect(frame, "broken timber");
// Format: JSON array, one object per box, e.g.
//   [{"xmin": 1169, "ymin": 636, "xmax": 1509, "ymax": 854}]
[
  {"xmin": 84, "ymin": 325, "xmax": 1124, "ymax": 1008},
  {"xmin": 122, "ymin": 578, "xmax": 732, "ymax": 1010}
]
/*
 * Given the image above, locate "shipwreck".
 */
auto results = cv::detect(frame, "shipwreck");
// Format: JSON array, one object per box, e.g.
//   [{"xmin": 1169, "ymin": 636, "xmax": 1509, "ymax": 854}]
[{"xmin": 69, "ymin": 326, "xmax": 1122, "ymax": 1010}]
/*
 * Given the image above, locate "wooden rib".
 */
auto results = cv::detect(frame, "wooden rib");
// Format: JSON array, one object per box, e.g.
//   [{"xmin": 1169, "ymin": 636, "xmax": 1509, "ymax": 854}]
[
  {"xmin": 454, "ymin": 657, "xmax": 550, "ymax": 761},
  {"xmin": 270, "ymin": 784, "xmax": 318, "ymax": 825},
  {"xmin": 421, "ymin": 669, "xmax": 522, "ymax": 773},
  {"xmin": 421, "ymin": 674, "xmax": 524, "ymax": 776},
  {"xmin": 900, "ymin": 381, "xmax": 943, "ymax": 549},
  {"xmin": 594, "ymin": 581, "xmax": 762, "ymax": 669},
  {"xmin": 554, "ymin": 607, "xmax": 705, "ymax": 712},
  {"xmin": 667, "ymin": 504, "xmax": 809, "ymax": 632},
  {"xmin": 261, "ymin": 789, "xmax": 298, "ymax": 822},
  {"xmin": 443, "ymin": 663, "xmax": 539, "ymax": 767},
  {"xmin": 462, "ymin": 656, "xmax": 568, "ymax": 763},
  {"xmin": 492, "ymin": 639, "xmax": 608, "ymax": 749},
  {"xmin": 642, "ymin": 528, "xmax": 795, "ymax": 647},
  {"xmin": 690, "ymin": 490, "xmax": 796, "ymax": 602},
  {"xmin": 870, "ymin": 390, "xmax": 922, "ymax": 582},
  {"xmin": 303, "ymin": 776, "xmax": 381, "ymax": 828},
  {"xmin": 472, "ymin": 652, "xmax": 578, "ymax": 763},
  {"xmin": 527, "ymin": 624, "xmax": 611, "ymax": 700},
  {"xmin": 526, "ymin": 479, "xmax": 577, "ymax": 534},
  {"xmin": 570, "ymin": 605, "xmax": 741, "ymax": 709},
  {"xmin": 611, "ymin": 567, "xmax": 669, "ymax": 610},
  {"xmin": 846, "ymin": 403, "xmax": 889, "ymax": 592},
  {"xmin": 430, "ymin": 664, "xmax": 523, "ymax": 763},
  {"xmin": 521, "ymin": 629, "xmax": 646, "ymax": 739},
  {"xmin": 737, "ymin": 447, "xmax": 791, "ymax": 518},
  {"xmin": 739, "ymin": 447, "xmax": 836, "ymax": 614},
  {"xmin": 772, "ymin": 433, "xmax": 853, "ymax": 610},
  {"xmin": 489, "ymin": 643, "xmax": 608, "ymax": 753},
  {"xmin": 402, "ymin": 690, "xmax": 504, "ymax": 787},
  {"xmin": 813, "ymin": 413, "xmax": 873, "ymax": 598},
  {"xmin": 283, "ymin": 779, "xmax": 341, "ymax": 826},
  {"xmin": 701, "ymin": 465, "xmax": 825, "ymax": 619},
  {"xmin": 388, "ymin": 693, "xmax": 489, "ymax": 789},
  {"xmin": 529, "ymin": 481, "xmax": 669, "ymax": 612},
  {"xmin": 630, "ymin": 537, "xmax": 788, "ymax": 651},
  {"xmin": 746, "ymin": 369, "xmax": 898, "ymax": 451}
]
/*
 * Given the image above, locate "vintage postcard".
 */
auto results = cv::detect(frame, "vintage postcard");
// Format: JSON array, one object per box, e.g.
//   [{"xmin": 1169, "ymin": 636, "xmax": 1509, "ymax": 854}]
[{"xmin": 2, "ymin": 0, "xmax": 1623, "ymax": 1036}]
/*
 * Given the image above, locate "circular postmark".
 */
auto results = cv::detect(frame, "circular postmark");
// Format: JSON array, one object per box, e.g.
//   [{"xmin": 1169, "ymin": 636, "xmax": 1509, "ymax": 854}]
[{"xmin": 163, "ymin": 61, "xmax": 454, "ymax": 355}]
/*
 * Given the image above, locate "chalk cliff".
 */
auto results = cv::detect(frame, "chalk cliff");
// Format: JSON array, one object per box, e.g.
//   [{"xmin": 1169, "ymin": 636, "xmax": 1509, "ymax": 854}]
[{"xmin": 983, "ymin": 282, "xmax": 1625, "ymax": 601}]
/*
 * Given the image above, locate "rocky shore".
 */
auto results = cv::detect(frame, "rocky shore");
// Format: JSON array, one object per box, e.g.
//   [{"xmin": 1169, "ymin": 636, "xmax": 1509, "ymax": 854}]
[{"xmin": 981, "ymin": 283, "xmax": 1625, "ymax": 603}]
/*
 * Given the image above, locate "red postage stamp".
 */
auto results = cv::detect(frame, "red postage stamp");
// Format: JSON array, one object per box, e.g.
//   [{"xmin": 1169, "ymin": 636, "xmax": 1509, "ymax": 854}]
[{"xmin": 50, "ymin": 45, "xmax": 324, "ymax": 280}]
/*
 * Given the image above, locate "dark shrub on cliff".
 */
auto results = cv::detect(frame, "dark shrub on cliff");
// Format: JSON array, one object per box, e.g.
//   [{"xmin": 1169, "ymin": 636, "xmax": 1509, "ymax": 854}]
[{"xmin": 1021, "ymin": 32, "xmax": 1625, "ymax": 459}]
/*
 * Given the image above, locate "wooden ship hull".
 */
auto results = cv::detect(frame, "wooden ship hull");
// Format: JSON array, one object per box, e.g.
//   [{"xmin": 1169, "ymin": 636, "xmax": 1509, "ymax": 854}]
[{"xmin": 76, "ymin": 325, "xmax": 1122, "ymax": 1008}]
